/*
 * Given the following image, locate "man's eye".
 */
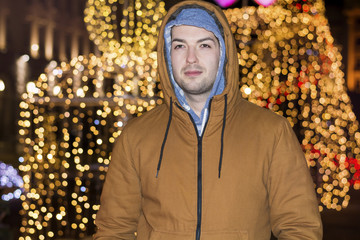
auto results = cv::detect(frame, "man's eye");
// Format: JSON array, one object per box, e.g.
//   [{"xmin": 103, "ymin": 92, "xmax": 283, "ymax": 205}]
[
  {"xmin": 173, "ymin": 45, "xmax": 184, "ymax": 49},
  {"xmin": 200, "ymin": 44, "xmax": 211, "ymax": 48}
]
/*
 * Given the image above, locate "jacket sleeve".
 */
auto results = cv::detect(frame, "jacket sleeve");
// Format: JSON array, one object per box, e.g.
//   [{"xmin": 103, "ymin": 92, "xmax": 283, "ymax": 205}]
[
  {"xmin": 268, "ymin": 119, "xmax": 323, "ymax": 240},
  {"xmin": 93, "ymin": 127, "xmax": 141, "ymax": 240}
]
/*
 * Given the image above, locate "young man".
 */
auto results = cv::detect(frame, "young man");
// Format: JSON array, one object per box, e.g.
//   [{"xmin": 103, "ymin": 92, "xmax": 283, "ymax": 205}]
[{"xmin": 94, "ymin": 1, "xmax": 323, "ymax": 239}]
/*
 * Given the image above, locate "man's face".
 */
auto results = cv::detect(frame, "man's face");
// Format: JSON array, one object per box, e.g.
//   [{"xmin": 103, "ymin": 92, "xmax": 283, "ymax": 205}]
[{"xmin": 171, "ymin": 25, "xmax": 220, "ymax": 99}]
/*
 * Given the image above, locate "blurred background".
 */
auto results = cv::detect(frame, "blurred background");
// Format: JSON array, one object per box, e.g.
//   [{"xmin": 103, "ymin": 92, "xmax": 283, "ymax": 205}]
[{"xmin": 1, "ymin": 0, "xmax": 360, "ymax": 239}]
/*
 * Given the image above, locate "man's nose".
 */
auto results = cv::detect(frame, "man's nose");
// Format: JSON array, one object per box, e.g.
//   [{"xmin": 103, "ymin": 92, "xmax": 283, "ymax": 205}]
[{"xmin": 186, "ymin": 47, "xmax": 198, "ymax": 64}]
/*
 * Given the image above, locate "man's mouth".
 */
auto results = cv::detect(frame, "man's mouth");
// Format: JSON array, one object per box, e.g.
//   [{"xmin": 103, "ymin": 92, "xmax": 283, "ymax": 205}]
[{"xmin": 184, "ymin": 70, "xmax": 202, "ymax": 77}]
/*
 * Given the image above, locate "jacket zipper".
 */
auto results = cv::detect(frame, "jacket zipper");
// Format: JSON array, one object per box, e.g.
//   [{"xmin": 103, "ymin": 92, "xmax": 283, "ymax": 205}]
[
  {"xmin": 176, "ymin": 100, "xmax": 212, "ymax": 240},
  {"xmin": 195, "ymin": 134, "xmax": 202, "ymax": 240}
]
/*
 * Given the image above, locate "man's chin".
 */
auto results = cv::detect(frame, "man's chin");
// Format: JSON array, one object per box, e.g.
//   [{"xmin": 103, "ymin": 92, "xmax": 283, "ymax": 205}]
[
  {"xmin": 182, "ymin": 87, "xmax": 212, "ymax": 96},
  {"xmin": 183, "ymin": 75, "xmax": 202, "ymax": 80}
]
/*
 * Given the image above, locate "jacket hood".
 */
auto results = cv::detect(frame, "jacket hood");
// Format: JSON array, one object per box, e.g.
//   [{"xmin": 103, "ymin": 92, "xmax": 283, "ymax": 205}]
[
  {"xmin": 157, "ymin": 0, "xmax": 240, "ymax": 113},
  {"xmin": 164, "ymin": 7, "xmax": 226, "ymax": 135}
]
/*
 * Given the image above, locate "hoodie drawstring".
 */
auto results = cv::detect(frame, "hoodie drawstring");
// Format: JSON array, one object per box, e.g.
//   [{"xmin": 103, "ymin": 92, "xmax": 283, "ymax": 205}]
[
  {"xmin": 218, "ymin": 94, "xmax": 228, "ymax": 178},
  {"xmin": 156, "ymin": 97, "xmax": 173, "ymax": 178},
  {"xmin": 156, "ymin": 95, "xmax": 227, "ymax": 178}
]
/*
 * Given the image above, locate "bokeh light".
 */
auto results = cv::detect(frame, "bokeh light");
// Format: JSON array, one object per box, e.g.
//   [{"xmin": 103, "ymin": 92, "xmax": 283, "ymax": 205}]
[
  {"xmin": 224, "ymin": 0, "xmax": 360, "ymax": 211},
  {"xmin": 0, "ymin": 161, "xmax": 24, "ymax": 201},
  {"xmin": 16, "ymin": 1, "xmax": 360, "ymax": 239},
  {"xmin": 18, "ymin": 0, "xmax": 165, "ymax": 238}
]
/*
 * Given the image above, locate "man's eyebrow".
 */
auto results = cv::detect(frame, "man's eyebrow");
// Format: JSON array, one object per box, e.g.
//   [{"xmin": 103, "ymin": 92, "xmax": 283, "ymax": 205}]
[
  {"xmin": 172, "ymin": 38, "xmax": 186, "ymax": 43},
  {"xmin": 197, "ymin": 37, "xmax": 217, "ymax": 44},
  {"xmin": 172, "ymin": 37, "xmax": 217, "ymax": 44}
]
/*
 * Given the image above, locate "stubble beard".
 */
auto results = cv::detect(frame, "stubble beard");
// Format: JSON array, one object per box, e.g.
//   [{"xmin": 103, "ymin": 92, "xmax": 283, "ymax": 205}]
[
  {"xmin": 180, "ymin": 79, "xmax": 214, "ymax": 96},
  {"xmin": 177, "ymin": 66, "xmax": 215, "ymax": 96}
]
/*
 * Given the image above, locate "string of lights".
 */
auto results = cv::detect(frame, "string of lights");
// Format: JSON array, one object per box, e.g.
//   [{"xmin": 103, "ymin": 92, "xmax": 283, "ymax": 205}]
[
  {"xmin": 84, "ymin": 0, "xmax": 166, "ymax": 100},
  {"xmin": 224, "ymin": 0, "xmax": 360, "ymax": 211},
  {"xmin": 17, "ymin": 0, "xmax": 166, "ymax": 238}
]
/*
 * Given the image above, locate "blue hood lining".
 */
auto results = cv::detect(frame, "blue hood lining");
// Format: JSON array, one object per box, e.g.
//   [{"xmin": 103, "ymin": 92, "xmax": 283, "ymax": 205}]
[{"xmin": 164, "ymin": 7, "xmax": 226, "ymax": 135}]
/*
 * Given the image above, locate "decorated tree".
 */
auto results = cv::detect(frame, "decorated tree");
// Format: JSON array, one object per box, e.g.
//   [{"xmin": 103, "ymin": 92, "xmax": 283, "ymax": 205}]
[
  {"xmin": 224, "ymin": 0, "xmax": 360, "ymax": 211},
  {"xmin": 17, "ymin": 0, "xmax": 165, "ymax": 239}
]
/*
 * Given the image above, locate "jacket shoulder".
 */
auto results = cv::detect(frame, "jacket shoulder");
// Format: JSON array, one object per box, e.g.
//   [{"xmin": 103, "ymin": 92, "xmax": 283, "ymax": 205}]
[
  {"xmin": 237, "ymin": 98, "xmax": 288, "ymax": 127},
  {"xmin": 123, "ymin": 104, "xmax": 169, "ymax": 134}
]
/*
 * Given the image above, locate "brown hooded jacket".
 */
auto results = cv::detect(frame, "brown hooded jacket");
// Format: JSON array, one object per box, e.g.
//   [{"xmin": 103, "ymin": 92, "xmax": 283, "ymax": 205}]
[{"xmin": 94, "ymin": 1, "xmax": 323, "ymax": 239}]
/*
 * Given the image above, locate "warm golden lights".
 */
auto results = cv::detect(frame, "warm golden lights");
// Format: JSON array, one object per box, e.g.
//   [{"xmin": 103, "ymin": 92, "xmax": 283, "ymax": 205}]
[
  {"xmin": 18, "ymin": 0, "xmax": 165, "ymax": 238},
  {"xmin": 17, "ymin": 0, "xmax": 360, "ymax": 239},
  {"xmin": 225, "ymin": 0, "xmax": 360, "ymax": 211}
]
